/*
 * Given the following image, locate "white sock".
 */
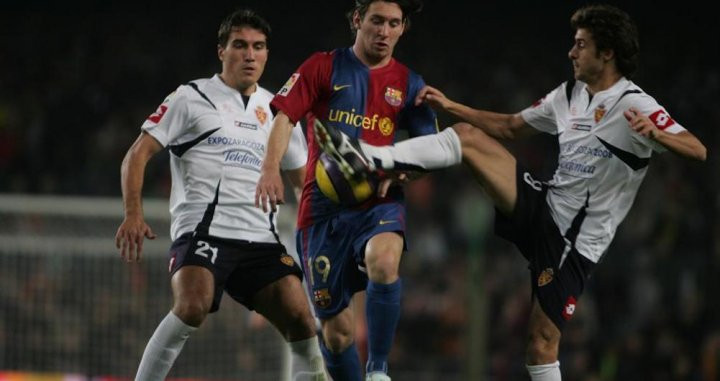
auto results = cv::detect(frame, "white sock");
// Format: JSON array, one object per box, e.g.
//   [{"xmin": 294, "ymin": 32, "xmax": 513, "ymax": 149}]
[
  {"xmin": 526, "ymin": 361, "xmax": 561, "ymax": 381},
  {"xmin": 135, "ymin": 311, "xmax": 197, "ymax": 381},
  {"xmin": 288, "ymin": 336, "xmax": 328, "ymax": 380},
  {"xmin": 360, "ymin": 128, "xmax": 462, "ymax": 171}
]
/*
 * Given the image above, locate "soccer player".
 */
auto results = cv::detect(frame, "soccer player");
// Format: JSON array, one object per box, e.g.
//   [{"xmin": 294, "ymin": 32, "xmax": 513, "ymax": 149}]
[
  {"xmin": 255, "ymin": 1, "xmax": 435, "ymax": 380},
  {"xmin": 313, "ymin": 4, "xmax": 707, "ymax": 380},
  {"xmin": 114, "ymin": 9, "xmax": 327, "ymax": 381}
]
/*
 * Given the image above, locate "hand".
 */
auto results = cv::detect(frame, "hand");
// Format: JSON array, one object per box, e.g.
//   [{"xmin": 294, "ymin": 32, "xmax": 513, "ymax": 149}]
[
  {"xmin": 115, "ymin": 215, "xmax": 157, "ymax": 263},
  {"xmin": 255, "ymin": 168, "xmax": 285, "ymax": 213},
  {"xmin": 376, "ymin": 172, "xmax": 409, "ymax": 198},
  {"xmin": 624, "ymin": 107, "xmax": 660, "ymax": 139},
  {"xmin": 415, "ymin": 85, "xmax": 452, "ymax": 111}
]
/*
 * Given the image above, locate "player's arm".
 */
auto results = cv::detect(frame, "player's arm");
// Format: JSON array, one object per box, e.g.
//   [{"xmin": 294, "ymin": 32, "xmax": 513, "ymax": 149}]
[
  {"xmin": 416, "ymin": 85, "xmax": 537, "ymax": 140},
  {"xmin": 624, "ymin": 107, "xmax": 706, "ymax": 161},
  {"xmin": 256, "ymin": 111, "xmax": 295, "ymax": 212},
  {"xmin": 115, "ymin": 132, "xmax": 162, "ymax": 262},
  {"xmin": 284, "ymin": 165, "xmax": 307, "ymax": 202}
]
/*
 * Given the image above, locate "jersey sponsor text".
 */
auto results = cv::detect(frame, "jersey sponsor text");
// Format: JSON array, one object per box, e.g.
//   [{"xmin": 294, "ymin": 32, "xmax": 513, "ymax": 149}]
[
  {"xmin": 327, "ymin": 108, "xmax": 394, "ymax": 135},
  {"xmin": 223, "ymin": 149, "xmax": 263, "ymax": 171},
  {"xmin": 207, "ymin": 136, "xmax": 265, "ymax": 152}
]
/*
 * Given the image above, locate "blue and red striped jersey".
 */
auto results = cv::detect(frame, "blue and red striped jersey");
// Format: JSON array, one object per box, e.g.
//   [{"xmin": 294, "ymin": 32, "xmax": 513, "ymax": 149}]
[{"xmin": 271, "ymin": 47, "xmax": 438, "ymax": 228}]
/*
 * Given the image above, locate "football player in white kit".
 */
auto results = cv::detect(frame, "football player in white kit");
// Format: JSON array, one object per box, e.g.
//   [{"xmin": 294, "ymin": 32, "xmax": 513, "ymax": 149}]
[
  {"xmin": 312, "ymin": 4, "xmax": 706, "ymax": 380},
  {"xmin": 114, "ymin": 9, "xmax": 327, "ymax": 381}
]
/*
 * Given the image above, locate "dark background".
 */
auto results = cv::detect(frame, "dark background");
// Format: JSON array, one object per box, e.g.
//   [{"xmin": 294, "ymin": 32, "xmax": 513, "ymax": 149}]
[
  {"xmin": 1, "ymin": 1, "xmax": 718, "ymax": 379},
  {"xmin": 0, "ymin": 1, "xmax": 715, "ymax": 195}
]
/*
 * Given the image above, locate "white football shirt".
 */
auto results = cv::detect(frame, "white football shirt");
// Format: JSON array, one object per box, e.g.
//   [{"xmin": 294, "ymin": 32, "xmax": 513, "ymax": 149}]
[
  {"xmin": 521, "ymin": 77, "xmax": 686, "ymax": 263},
  {"xmin": 142, "ymin": 74, "xmax": 307, "ymax": 242}
]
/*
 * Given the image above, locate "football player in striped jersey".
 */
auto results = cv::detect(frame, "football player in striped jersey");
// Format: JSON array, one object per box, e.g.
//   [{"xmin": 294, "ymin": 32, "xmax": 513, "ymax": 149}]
[{"xmin": 256, "ymin": 1, "xmax": 433, "ymax": 380}]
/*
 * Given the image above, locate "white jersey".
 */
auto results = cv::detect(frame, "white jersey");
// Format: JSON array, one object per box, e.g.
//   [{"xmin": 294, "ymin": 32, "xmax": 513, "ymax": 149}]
[
  {"xmin": 520, "ymin": 77, "xmax": 686, "ymax": 263},
  {"xmin": 142, "ymin": 74, "xmax": 307, "ymax": 242}
]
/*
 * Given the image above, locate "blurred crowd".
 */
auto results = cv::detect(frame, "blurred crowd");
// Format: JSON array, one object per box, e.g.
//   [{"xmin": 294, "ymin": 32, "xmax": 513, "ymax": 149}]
[{"xmin": 1, "ymin": 1, "xmax": 718, "ymax": 380}]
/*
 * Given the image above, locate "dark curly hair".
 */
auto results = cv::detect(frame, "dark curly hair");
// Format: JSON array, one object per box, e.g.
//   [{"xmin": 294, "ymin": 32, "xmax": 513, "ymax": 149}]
[
  {"xmin": 218, "ymin": 9, "xmax": 271, "ymax": 48},
  {"xmin": 347, "ymin": 0, "xmax": 423, "ymax": 33},
  {"xmin": 571, "ymin": 4, "xmax": 639, "ymax": 78}
]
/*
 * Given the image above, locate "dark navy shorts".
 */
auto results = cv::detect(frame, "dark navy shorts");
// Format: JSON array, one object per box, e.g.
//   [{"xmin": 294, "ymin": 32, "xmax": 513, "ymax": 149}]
[
  {"xmin": 495, "ymin": 164, "xmax": 595, "ymax": 330},
  {"xmin": 296, "ymin": 202, "xmax": 406, "ymax": 319},
  {"xmin": 168, "ymin": 232, "xmax": 302, "ymax": 313}
]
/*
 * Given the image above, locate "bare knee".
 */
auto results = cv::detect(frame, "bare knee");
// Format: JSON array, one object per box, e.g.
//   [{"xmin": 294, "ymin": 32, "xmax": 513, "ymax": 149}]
[
  {"xmin": 526, "ymin": 300, "xmax": 562, "ymax": 364},
  {"xmin": 323, "ymin": 326, "xmax": 354, "ymax": 353},
  {"xmin": 171, "ymin": 266, "xmax": 214, "ymax": 327},
  {"xmin": 526, "ymin": 325, "xmax": 560, "ymax": 365},
  {"xmin": 321, "ymin": 316, "xmax": 354, "ymax": 353},
  {"xmin": 365, "ymin": 233, "xmax": 403, "ymax": 283},
  {"xmin": 172, "ymin": 297, "xmax": 210, "ymax": 327},
  {"xmin": 451, "ymin": 122, "xmax": 475, "ymax": 139},
  {"xmin": 283, "ymin": 307, "xmax": 318, "ymax": 342},
  {"xmin": 251, "ymin": 275, "xmax": 318, "ymax": 341},
  {"xmin": 451, "ymin": 122, "xmax": 509, "ymax": 162},
  {"xmin": 365, "ymin": 251, "xmax": 400, "ymax": 283},
  {"xmin": 452, "ymin": 122, "xmax": 488, "ymax": 151}
]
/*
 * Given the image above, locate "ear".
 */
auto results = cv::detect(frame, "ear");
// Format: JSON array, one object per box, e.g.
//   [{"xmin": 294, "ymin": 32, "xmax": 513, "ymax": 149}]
[
  {"xmin": 353, "ymin": 10, "xmax": 362, "ymax": 30},
  {"xmin": 601, "ymin": 48, "xmax": 615, "ymax": 63},
  {"xmin": 217, "ymin": 44, "xmax": 224, "ymax": 62}
]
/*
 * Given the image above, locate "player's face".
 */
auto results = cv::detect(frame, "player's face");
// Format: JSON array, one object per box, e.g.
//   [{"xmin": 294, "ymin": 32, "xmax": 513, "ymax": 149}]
[
  {"xmin": 353, "ymin": 1, "xmax": 405, "ymax": 66},
  {"xmin": 568, "ymin": 28, "xmax": 609, "ymax": 85},
  {"xmin": 218, "ymin": 26, "xmax": 268, "ymax": 95}
]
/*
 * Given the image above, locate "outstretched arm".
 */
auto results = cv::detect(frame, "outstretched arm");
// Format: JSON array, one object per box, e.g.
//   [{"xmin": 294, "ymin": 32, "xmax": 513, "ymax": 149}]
[
  {"xmin": 415, "ymin": 85, "xmax": 537, "ymax": 140},
  {"xmin": 624, "ymin": 107, "xmax": 707, "ymax": 161},
  {"xmin": 256, "ymin": 111, "xmax": 295, "ymax": 212},
  {"xmin": 115, "ymin": 132, "xmax": 162, "ymax": 262}
]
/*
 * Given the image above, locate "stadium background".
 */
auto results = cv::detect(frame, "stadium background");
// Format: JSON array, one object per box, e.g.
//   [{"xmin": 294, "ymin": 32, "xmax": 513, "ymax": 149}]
[{"xmin": 1, "ymin": 1, "xmax": 718, "ymax": 380}]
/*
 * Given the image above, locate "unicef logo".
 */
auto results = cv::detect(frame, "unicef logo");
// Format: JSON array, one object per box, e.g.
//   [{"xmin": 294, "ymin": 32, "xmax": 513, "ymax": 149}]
[{"xmin": 379, "ymin": 117, "xmax": 394, "ymax": 136}]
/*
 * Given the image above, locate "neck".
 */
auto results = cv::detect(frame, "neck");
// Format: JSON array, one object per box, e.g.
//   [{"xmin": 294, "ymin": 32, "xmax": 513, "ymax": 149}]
[
  {"xmin": 240, "ymin": 83, "xmax": 256, "ymax": 96},
  {"xmin": 352, "ymin": 44, "xmax": 392, "ymax": 69},
  {"xmin": 585, "ymin": 71, "xmax": 622, "ymax": 95},
  {"xmin": 219, "ymin": 73, "xmax": 255, "ymax": 96}
]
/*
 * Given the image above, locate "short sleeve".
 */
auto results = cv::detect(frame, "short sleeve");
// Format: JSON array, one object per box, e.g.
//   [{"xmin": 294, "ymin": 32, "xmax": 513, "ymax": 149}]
[
  {"xmin": 520, "ymin": 83, "xmax": 565, "ymax": 134},
  {"xmin": 623, "ymin": 93, "xmax": 687, "ymax": 153},
  {"xmin": 280, "ymin": 122, "xmax": 308, "ymax": 170},
  {"xmin": 401, "ymin": 73, "xmax": 438, "ymax": 138},
  {"xmin": 141, "ymin": 87, "xmax": 190, "ymax": 147},
  {"xmin": 271, "ymin": 52, "xmax": 332, "ymax": 124}
]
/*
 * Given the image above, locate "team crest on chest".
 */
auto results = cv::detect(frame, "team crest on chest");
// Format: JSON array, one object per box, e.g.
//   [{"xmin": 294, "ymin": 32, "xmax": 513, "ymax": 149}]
[
  {"xmin": 384, "ymin": 87, "xmax": 403, "ymax": 107},
  {"xmin": 594, "ymin": 104, "xmax": 606, "ymax": 123},
  {"xmin": 255, "ymin": 106, "xmax": 267, "ymax": 125}
]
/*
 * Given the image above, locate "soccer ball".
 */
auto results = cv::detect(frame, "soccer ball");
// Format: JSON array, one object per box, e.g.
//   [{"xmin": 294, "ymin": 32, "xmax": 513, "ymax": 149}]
[{"xmin": 315, "ymin": 152, "xmax": 377, "ymax": 205}]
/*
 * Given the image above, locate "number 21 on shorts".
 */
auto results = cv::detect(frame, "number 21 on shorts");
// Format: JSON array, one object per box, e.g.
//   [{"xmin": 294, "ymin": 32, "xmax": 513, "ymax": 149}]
[{"xmin": 195, "ymin": 240, "xmax": 218, "ymax": 264}]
